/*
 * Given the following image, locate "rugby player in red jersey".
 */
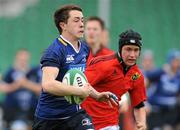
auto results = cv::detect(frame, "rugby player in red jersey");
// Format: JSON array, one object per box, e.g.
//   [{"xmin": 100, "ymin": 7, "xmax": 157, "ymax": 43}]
[
  {"xmin": 84, "ymin": 16, "xmax": 114, "ymax": 65},
  {"xmin": 82, "ymin": 29, "xmax": 147, "ymax": 130}
]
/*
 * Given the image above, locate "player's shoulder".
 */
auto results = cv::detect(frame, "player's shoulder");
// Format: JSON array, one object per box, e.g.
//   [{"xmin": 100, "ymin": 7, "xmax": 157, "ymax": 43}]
[
  {"xmin": 89, "ymin": 53, "xmax": 116, "ymax": 66},
  {"xmin": 3, "ymin": 67, "xmax": 16, "ymax": 82},
  {"xmin": 27, "ymin": 65, "xmax": 40, "ymax": 74},
  {"xmin": 53, "ymin": 38, "xmax": 66, "ymax": 49},
  {"xmin": 102, "ymin": 47, "xmax": 114, "ymax": 54},
  {"xmin": 40, "ymin": 38, "xmax": 66, "ymax": 62},
  {"xmin": 45, "ymin": 38, "xmax": 65, "ymax": 54},
  {"xmin": 4, "ymin": 67, "xmax": 14, "ymax": 76}
]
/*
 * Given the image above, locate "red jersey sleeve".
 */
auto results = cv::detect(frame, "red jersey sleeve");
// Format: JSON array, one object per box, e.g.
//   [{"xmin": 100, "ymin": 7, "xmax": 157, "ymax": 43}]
[
  {"xmin": 129, "ymin": 74, "xmax": 147, "ymax": 107},
  {"xmin": 85, "ymin": 62, "xmax": 106, "ymax": 86}
]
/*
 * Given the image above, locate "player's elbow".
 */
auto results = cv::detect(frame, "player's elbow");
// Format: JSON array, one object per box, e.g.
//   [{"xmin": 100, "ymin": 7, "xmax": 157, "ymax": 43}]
[{"xmin": 41, "ymin": 81, "xmax": 54, "ymax": 93}]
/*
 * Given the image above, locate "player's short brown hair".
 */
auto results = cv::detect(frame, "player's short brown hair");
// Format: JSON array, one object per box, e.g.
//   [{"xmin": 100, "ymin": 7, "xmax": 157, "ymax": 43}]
[
  {"xmin": 86, "ymin": 16, "xmax": 105, "ymax": 30},
  {"xmin": 54, "ymin": 4, "xmax": 83, "ymax": 34}
]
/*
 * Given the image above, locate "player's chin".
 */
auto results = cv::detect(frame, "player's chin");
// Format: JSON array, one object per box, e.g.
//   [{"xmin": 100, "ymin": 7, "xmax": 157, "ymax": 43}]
[
  {"xmin": 76, "ymin": 34, "xmax": 83, "ymax": 39},
  {"xmin": 76, "ymin": 32, "xmax": 84, "ymax": 38}
]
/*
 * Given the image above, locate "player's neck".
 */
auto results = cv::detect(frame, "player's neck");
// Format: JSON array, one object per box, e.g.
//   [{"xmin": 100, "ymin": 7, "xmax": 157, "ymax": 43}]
[
  {"xmin": 61, "ymin": 33, "xmax": 79, "ymax": 50},
  {"xmin": 91, "ymin": 43, "xmax": 101, "ymax": 55}
]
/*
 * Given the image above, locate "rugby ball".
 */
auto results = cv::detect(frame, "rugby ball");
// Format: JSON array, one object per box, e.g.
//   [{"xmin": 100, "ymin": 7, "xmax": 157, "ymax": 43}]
[{"xmin": 62, "ymin": 69, "xmax": 88, "ymax": 104}]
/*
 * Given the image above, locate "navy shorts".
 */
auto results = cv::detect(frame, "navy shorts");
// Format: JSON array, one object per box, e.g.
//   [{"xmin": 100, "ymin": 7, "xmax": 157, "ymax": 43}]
[{"xmin": 32, "ymin": 110, "xmax": 94, "ymax": 130}]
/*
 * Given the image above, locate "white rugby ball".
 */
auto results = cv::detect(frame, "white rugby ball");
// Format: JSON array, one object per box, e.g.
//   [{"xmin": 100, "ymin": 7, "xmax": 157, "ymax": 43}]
[{"xmin": 62, "ymin": 69, "xmax": 88, "ymax": 104}]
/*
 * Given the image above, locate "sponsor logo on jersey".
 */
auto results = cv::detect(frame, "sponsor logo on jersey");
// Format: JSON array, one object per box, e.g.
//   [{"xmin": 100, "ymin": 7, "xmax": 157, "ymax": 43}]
[
  {"xmin": 69, "ymin": 64, "xmax": 86, "ymax": 72},
  {"xmin": 66, "ymin": 55, "xmax": 74, "ymax": 63}
]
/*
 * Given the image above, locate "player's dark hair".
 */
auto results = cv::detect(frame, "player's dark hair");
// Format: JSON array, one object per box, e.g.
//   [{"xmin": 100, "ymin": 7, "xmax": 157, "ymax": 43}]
[
  {"xmin": 118, "ymin": 29, "xmax": 142, "ymax": 51},
  {"xmin": 54, "ymin": 4, "xmax": 83, "ymax": 34},
  {"xmin": 86, "ymin": 16, "xmax": 105, "ymax": 30}
]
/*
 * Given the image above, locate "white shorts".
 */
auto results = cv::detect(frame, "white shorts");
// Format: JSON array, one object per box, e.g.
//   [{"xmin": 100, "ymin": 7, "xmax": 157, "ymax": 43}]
[{"xmin": 99, "ymin": 125, "xmax": 120, "ymax": 130}]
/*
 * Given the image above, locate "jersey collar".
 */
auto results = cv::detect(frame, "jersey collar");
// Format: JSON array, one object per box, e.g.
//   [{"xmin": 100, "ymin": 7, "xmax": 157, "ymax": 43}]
[{"xmin": 59, "ymin": 35, "xmax": 81, "ymax": 53}]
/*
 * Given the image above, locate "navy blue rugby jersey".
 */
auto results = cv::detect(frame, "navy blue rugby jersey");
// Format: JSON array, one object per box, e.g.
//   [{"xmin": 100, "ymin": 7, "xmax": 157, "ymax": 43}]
[{"xmin": 35, "ymin": 35, "xmax": 89, "ymax": 119}]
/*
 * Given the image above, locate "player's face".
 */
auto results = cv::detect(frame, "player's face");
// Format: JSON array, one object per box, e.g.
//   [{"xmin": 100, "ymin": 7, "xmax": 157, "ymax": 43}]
[
  {"xmin": 171, "ymin": 58, "xmax": 180, "ymax": 70},
  {"xmin": 63, "ymin": 10, "xmax": 84, "ymax": 39},
  {"xmin": 15, "ymin": 50, "xmax": 30, "ymax": 71},
  {"xmin": 121, "ymin": 45, "xmax": 140, "ymax": 66},
  {"xmin": 141, "ymin": 55, "xmax": 154, "ymax": 71},
  {"xmin": 85, "ymin": 21, "xmax": 103, "ymax": 47}
]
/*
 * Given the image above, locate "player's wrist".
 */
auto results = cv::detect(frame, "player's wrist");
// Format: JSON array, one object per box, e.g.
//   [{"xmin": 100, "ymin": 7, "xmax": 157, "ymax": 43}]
[{"xmin": 89, "ymin": 88, "xmax": 99, "ymax": 100}]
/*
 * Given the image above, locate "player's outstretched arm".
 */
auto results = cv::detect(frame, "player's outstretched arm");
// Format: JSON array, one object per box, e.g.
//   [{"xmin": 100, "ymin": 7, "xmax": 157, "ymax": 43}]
[
  {"xmin": 134, "ymin": 106, "xmax": 147, "ymax": 130},
  {"xmin": 84, "ymin": 83, "xmax": 118, "ymax": 107},
  {"xmin": 41, "ymin": 67, "xmax": 90, "ymax": 98}
]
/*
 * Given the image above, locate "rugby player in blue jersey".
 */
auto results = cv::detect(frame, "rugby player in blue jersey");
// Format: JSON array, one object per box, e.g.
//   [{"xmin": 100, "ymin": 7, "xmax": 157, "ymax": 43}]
[{"xmin": 32, "ymin": 4, "xmax": 116, "ymax": 130}]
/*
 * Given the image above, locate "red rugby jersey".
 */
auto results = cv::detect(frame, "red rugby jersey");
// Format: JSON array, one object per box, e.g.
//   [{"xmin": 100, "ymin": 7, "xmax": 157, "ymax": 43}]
[
  {"xmin": 86, "ymin": 47, "xmax": 114, "ymax": 66},
  {"xmin": 81, "ymin": 53, "xmax": 147, "ymax": 130}
]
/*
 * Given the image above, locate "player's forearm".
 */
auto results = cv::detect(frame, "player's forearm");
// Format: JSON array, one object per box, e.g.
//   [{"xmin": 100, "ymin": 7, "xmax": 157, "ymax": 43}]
[
  {"xmin": 42, "ymin": 80, "xmax": 83, "ymax": 97},
  {"xmin": 0, "ymin": 82, "xmax": 19, "ymax": 93},
  {"xmin": 0, "ymin": 83, "xmax": 10, "ymax": 93},
  {"xmin": 134, "ymin": 107, "xmax": 147, "ymax": 130},
  {"xmin": 23, "ymin": 80, "xmax": 41, "ymax": 95},
  {"xmin": 88, "ymin": 86, "xmax": 100, "ymax": 100}
]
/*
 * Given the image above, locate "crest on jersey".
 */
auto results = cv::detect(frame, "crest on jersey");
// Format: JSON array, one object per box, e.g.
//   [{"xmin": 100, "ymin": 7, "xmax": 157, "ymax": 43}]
[{"xmin": 131, "ymin": 72, "xmax": 141, "ymax": 81}]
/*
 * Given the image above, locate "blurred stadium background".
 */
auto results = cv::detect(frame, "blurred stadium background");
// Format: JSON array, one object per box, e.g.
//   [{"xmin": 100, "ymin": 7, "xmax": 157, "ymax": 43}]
[{"xmin": 0, "ymin": 0, "xmax": 180, "ymax": 130}]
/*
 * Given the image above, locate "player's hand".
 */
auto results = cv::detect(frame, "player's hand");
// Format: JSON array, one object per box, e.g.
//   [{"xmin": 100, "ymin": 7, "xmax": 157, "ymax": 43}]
[
  {"xmin": 97, "ymin": 92, "xmax": 119, "ymax": 107},
  {"xmin": 79, "ymin": 83, "xmax": 92, "ymax": 99},
  {"xmin": 135, "ymin": 123, "xmax": 147, "ymax": 130},
  {"xmin": 16, "ymin": 77, "xmax": 27, "ymax": 87},
  {"xmin": 83, "ymin": 83, "xmax": 119, "ymax": 107}
]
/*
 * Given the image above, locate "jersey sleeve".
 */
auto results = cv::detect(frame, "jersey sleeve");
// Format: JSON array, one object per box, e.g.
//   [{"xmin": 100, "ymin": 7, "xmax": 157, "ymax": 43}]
[
  {"xmin": 40, "ymin": 43, "xmax": 63, "ymax": 69},
  {"xmin": 129, "ymin": 74, "xmax": 147, "ymax": 107},
  {"xmin": 85, "ymin": 63, "xmax": 105, "ymax": 86}
]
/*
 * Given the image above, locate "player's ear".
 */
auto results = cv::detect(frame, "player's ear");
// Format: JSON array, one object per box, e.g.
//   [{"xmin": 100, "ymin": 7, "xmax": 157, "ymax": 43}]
[{"xmin": 59, "ymin": 22, "xmax": 66, "ymax": 31}]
